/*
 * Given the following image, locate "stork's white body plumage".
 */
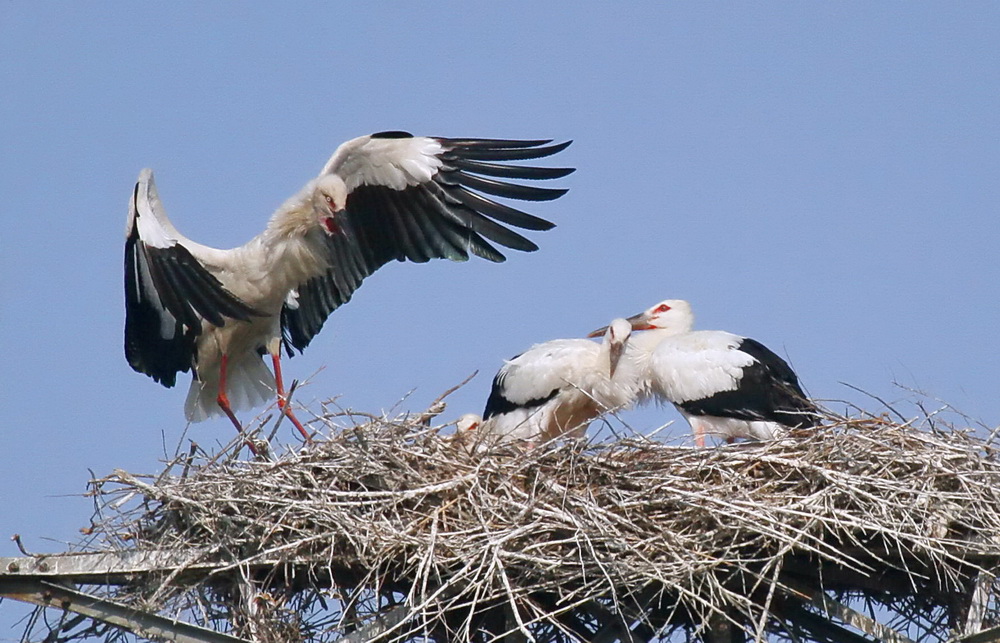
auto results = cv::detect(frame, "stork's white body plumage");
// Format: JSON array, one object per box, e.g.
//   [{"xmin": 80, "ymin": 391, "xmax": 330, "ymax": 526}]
[
  {"xmin": 479, "ymin": 318, "xmax": 636, "ymax": 443},
  {"xmin": 613, "ymin": 300, "xmax": 818, "ymax": 445},
  {"xmin": 124, "ymin": 132, "xmax": 573, "ymax": 444}
]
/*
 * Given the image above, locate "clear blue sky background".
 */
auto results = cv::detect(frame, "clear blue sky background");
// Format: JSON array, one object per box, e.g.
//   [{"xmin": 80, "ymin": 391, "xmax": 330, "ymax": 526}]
[{"xmin": 1, "ymin": 3, "xmax": 998, "ymax": 636}]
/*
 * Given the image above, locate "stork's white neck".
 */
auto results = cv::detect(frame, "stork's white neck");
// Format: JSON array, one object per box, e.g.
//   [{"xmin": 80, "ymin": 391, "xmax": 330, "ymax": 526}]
[
  {"xmin": 218, "ymin": 197, "xmax": 329, "ymax": 311},
  {"xmin": 629, "ymin": 326, "xmax": 684, "ymax": 357},
  {"xmin": 621, "ymin": 326, "xmax": 689, "ymax": 402},
  {"xmin": 267, "ymin": 181, "xmax": 319, "ymax": 240},
  {"xmin": 597, "ymin": 318, "xmax": 631, "ymax": 376}
]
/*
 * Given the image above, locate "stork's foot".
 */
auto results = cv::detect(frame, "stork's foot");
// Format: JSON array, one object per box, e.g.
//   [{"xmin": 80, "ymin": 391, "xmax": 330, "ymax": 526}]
[{"xmin": 248, "ymin": 437, "xmax": 270, "ymax": 458}]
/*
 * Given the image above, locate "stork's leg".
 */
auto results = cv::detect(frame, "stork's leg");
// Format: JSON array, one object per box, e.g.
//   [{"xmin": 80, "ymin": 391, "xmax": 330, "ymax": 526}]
[
  {"xmin": 692, "ymin": 419, "xmax": 707, "ymax": 448},
  {"xmin": 217, "ymin": 354, "xmax": 259, "ymax": 455},
  {"xmin": 268, "ymin": 343, "xmax": 311, "ymax": 443}
]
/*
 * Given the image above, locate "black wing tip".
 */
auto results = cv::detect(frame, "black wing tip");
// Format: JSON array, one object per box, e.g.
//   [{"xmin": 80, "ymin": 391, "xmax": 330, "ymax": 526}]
[
  {"xmin": 534, "ymin": 220, "xmax": 556, "ymax": 232},
  {"xmin": 542, "ymin": 139, "xmax": 572, "ymax": 155},
  {"xmin": 369, "ymin": 133, "xmax": 571, "ymax": 149},
  {"xmin": 468, "ymin": 239, "xmax": 509, "ymax": 263},
  {"xmin": 439, "ymin": 137, "xmax": 572, "ymax": 150},
  {"xmin": 440, "ymin": 139, "xmax": 573, "ymax": 163},
  {"xmin": 532, "ymin": 186, "xmax": 569, "ymax": 202},
  {"xmin": 444, "ymin": 172, "xmax": 570, "ymax": 203},
  {"xmin": 371, "ymin": 130, "xmax": 414, "ymax": 139},
  {"xmin": 124, "ymin": 309, "xmax": 194, "ymax": 389},
  {"xmin": 540, "ymin": 166, "xmax": 576, "ymax": 179},
  {"xmin": 436, "ymin": 137, "xmax": 549, "ymax": 147}
]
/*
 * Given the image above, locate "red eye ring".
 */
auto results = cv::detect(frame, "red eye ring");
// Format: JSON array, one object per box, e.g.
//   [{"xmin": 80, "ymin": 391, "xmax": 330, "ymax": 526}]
[{"xmin": 654, "ymin": 304, "xmax": 671, "ymax": 314}]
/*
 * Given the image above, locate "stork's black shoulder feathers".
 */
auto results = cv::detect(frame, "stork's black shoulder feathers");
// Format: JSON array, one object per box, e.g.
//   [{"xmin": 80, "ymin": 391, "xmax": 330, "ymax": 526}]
[{"xmin": 678, "ymin": 337, "xmax": 819, "ymax": 428}]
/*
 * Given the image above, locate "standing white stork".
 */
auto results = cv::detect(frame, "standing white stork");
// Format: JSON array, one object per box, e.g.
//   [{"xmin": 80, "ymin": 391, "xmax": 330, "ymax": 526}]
[
  {"xmin": 125, "ymin": 132, "xmax": 573, "ymax": 449},
  {"xmin": 475, "ymin": 318, "xmax": 637, "ymax": 444},
  {"xmin": 593, "ymin": 300, "xmax": 819, "ymax": 446}
]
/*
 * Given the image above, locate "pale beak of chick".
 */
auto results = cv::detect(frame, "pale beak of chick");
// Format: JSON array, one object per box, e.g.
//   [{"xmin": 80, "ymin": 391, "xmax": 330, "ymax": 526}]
[{"xmin": 608, "ymin": 337, "xmax": 625, "ymax": 379}]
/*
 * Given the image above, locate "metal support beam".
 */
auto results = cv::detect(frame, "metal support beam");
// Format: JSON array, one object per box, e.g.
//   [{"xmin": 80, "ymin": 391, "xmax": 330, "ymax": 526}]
[
  {"xmin": 334, "ymin": 606, "xmax": 409, "ymax": 643},
  {"xmin": 0, "ymin": 578, "xmax": 248, "ymax": 643},
  {"xmin": 784, "ymin": 580, "xmax": 917, "ymax": 643},
  {"xmin": 0, "ymin": 549, "xmax": 215, "ymax": 585},
  {"xmin": 954, "ymin": 625, "xmax": 1000, "ymax": 643}
]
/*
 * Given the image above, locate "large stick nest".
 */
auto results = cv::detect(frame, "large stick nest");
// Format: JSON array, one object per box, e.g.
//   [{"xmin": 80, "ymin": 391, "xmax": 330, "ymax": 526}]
[{"xmin": 77, "ymin": 404, "xmax": 1000, "ymax": 643}]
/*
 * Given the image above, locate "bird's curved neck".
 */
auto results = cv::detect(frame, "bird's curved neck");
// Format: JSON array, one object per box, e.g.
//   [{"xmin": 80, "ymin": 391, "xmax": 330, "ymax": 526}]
[
  {"xmin": 266, "ymin": 193, "xmax": 315, "ymax": 241},
  {"xmin": 222, "ymin": 202, "xmax": 327, "ymax": 299},
  {"xmin": 597, "ymin": 333, "xmax": 618, "ymax": 375},
  {"xmin": 628, "ymin": 327, "xmax": 686, "ymax": 360}
]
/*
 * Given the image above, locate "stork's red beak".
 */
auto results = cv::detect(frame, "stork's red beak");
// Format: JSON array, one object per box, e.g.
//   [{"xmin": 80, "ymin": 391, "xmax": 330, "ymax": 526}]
[
  {"xmin": 624, "ymin": 309, "xmax": 655, "ymax": 331},
  {"xmin": 590, "ymin": 309, "xmax": 653, "ymax": 337}
]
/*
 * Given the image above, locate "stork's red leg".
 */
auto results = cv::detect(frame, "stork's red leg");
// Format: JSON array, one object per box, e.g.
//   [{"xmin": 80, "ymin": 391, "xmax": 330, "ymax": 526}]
[
  {"xmin": 271, "ymin": 351, "xmax": 311, "ymax": 442},
  {"xmin": 217, "ymin": 354, "xmax": 259, "ymax": 455},
  {"xmin": 692, "ymin": 420, "xmax": 706, "ymax": 448}
]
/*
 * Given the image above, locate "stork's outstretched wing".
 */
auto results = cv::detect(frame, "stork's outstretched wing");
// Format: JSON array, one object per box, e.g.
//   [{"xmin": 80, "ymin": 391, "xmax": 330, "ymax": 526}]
[
  {"xmin": 281, "ymin": 132, "xmax": 574, "ymax": 354},
  {"xmin": 124, "ymin": 170, "xmax": 261, "ymax": 386}
]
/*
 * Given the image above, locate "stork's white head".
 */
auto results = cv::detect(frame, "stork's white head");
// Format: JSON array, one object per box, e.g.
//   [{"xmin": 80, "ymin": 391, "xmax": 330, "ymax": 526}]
[
  {"xmin": 312, "ymin": 174, "xmax": 349, "ymax": 235},
  {"xmin": 604, "ymin": 318, "xmax": 632, "ymax": 378},
  {"xmin": 623, "ymin": 299, "xmax": 694, "ymax": 334},
  {"xmin": 587, "ymin": 300, "xmax": 694, "ymax": 340},
  {"xmin": 271, "ymin": 173, "xmax": 350, "ymax": 238}
]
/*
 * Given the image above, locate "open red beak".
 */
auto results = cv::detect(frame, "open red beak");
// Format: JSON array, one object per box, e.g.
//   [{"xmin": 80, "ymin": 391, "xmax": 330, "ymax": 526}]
[{"xmin": 625, "ymin": 310, "xmax": 655, "ymax": 330}]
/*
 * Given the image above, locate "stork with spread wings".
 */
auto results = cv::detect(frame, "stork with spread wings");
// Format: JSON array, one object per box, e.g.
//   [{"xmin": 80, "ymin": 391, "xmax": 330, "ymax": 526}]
[{"xmin": 125, "ymin": 132, "xmax": 573, "ymax": 447}]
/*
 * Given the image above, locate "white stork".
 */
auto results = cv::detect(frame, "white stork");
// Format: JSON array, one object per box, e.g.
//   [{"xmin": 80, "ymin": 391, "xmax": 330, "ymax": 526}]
[
  {"xmin": 593, "ymin": 300, "xmax": 819, "ymax": 446},
  {"xmin": 125, "ymin": 132, "xmax": 573, "ymax": 449},
  {"xmin": 476, "ymin": 318, "xmax": 637, "ymax": 444}
]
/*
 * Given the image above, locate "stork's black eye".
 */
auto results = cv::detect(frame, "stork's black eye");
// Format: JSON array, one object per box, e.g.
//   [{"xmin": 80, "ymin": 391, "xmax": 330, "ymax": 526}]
[
  {"xmin": 655, "ymin": 304, "xmax": 672, "ymax": 314},
  {"xmin": 324, "ymin": 195, "xmax": 336, "ymax": 208}
]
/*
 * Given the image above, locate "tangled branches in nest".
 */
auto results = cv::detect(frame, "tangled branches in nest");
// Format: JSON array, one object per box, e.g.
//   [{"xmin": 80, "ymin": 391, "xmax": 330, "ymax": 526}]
[{"xmin": 82, "ymin": 407, "xmax": 1000, "ymax": 643}]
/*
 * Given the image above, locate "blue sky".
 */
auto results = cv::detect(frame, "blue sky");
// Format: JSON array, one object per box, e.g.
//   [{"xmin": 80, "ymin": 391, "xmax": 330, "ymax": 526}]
[{"xmin": 1, "ymin": 3, "xmax": 998, "ymax": 635}]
